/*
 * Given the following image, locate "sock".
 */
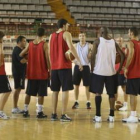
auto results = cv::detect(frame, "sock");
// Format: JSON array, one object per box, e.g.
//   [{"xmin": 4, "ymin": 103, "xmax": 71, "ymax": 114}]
[
  {"xmin": 110, "ymin": 109, "xmax": 114, "ymax": 116},
  {"xmin": 24, "ymin": 104, "xmax": 28, "ymax": 111},
  {"xmin": 0, "ymin": 111, "xmax": 3, "ymax": 114},
  {"xmin": 38, "ymin": 104, "xmax": 43, "ymax": 113},
  {"xmin": 131, "ymin": 111, "xmax": 137, "ymax": 116},
  {"xmin": 135, "ymin": 111, "xmax": 137, "ymax": 116},
  {"xmin": 123, "ymin": 102, "xmax": 128, "ymax": 106},
  {"xmin": 36, "ymin": 98, "xmax": 38, "ymax": 106},
  {"xmin": 87, "ymin": 101, "xmax": 90, "ymax": 103},
  {"xmin": 95, "ymin": 96, "xmax": 102, "ymax": 116},
  {"xmin": 75, "ymin": 100, "xmax": 79, "ymax": 103}
]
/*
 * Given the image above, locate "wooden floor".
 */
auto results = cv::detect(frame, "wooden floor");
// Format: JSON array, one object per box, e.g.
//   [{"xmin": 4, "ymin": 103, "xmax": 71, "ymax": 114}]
[{"xmin": 0, "ymin": 79, "xmax": 140, "ymax": 140}]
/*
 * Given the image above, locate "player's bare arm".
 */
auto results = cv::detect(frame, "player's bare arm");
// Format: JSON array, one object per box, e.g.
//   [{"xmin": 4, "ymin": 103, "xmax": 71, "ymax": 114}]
[
  {"xmin": 90, "ymin": 39, "xmax": 99, "ymax": 72},
  {"xmin": 43, "ymin": 42, "xmax": 50, "ymax": 71},
  {"xmin": 115, "ymin": 42, "xmax": 125, "ymax": 74},
  {"xmin": 124, "ymin": 41, "xmax": 134, "ymax": 78},
  {"xmin": 64, "ymin": 31, "xmax": 83, "ymax": 71},
  {"xmin": 20, "ymin": 45, "xmax": 29, "ymax": 57}
]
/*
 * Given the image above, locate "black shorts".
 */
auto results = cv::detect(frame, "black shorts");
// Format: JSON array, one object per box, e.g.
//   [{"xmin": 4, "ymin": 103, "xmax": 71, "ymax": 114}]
[
  {"xmin": 117, "ymin": 74, "xmax": 127, "ymax": 86},
  {"xmin": 26, "ymin": 79, "xmax": 48, "ymax": 96},
  {"xmin": 0, "ymin": 75, "xmax": 12, "ymax": 93},
  {"xmin": 13, "ymin": 75, "xmax": 25, "ymax": 89},
  {"xmin": 73, "ymin": 65, "xmax": 90, "ymax": 86},
  {"xmin": 51, "ymin": 69, "xmax": 73, "ymax": 92},
  {"xmin": 89, "ymin": 73, "xmax": 117, "ymax": 95},
  {"xmin": 126, "ymin": 78, "xmax": 140, "ymax": 96}
]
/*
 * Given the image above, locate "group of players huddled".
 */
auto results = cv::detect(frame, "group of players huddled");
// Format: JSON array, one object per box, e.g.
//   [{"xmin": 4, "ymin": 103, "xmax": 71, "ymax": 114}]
[{"xmin": 0, "ymin": 19, "xmax": 140, "ymax": 123}]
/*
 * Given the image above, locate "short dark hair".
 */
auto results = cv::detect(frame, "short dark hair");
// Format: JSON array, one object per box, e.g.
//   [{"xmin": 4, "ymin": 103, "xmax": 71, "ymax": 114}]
[
  {"xmin": 16, "ymin": 36, "xmax": 26, "ymax": 44},
  {"xmin": 130, "ymin": 27, "xmax": 138, "ymax": 36},
  {"xmin": 102, "ymin": 27, "xmax": 109, "ymax": 34},
  {"xmin": 79, "ymin": 32, "xmax": 86, "ymax": 36},
  {"xmin": 0, "ymin": 31, "xmax": 5, "ymax": 39},
  {"xmin": 57, "ymin": 19, "xmax": 68, "ymax": 28},
  {"xmin": 37, "ymin": 28, "xmax": 45, "ymax": 37}
]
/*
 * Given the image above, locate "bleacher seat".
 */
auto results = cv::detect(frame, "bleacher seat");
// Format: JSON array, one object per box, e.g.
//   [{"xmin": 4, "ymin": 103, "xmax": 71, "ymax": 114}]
[
  {"xmin": 125, "ymin": 2, "xmax": 132, "ymax": 7},
  {"xmin": 20, "ymin": 5, "xmax": 28, "ymax": 10}
]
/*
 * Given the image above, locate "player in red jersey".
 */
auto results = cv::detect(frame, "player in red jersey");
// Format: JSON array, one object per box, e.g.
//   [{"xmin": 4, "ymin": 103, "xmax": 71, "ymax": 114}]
[
  {"xmin": 0, "ymin": 31, "xmax": 11, "ymax": 119},
  {"xmin": 49, "ymin": 19, "xmax": 83, "ymax": 122},
  {"xmin": 115, "ymin": 37, "xmax": 128, "ymax": 111},
  {"xmin": 20, "ymin": 28, "xmax": 50, "ymax": 119},
  {"xmin": 122, "ymin": 27, "xmax": 140, "ymax": 123}
]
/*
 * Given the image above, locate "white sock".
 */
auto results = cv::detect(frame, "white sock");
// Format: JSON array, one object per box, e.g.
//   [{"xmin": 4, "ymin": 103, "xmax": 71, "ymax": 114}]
[
  {"xmin": 135, "ymin": 111, "xmax": 137, "ymax": 116},
  {"xmin": 123, "ymin": 102, "xmax": 128, "ymax": 106},
  {"xmin": 131, "ymin": 111, "xmax": 137, "ymax": 116},
  {"xmin": 37, "ymin": 104, "xmax": 43, "ymax": 112},
  {"xmin": 0, "ymin": 111, "xmax": 3, "ymax": 114},
  {"xmin": 75, "ymin": 100, "xmax": 79, "ymax": 103},
  {"xmin": 87, "ymin": 101, "xmax": 90, "ymax": 103},
  {"xmin": 24, "ymin": 104, "xmax": 29, "ymax": 111},
  {"xmin": 36, "ymin": 98, "xmax": 38, "ymax": 106}
]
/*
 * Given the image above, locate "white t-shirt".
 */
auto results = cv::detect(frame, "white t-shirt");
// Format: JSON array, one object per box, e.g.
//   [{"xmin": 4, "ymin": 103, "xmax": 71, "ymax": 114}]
[{"xmin": 76, "ymin": 42, "xmax": 89, "ymax": 66}]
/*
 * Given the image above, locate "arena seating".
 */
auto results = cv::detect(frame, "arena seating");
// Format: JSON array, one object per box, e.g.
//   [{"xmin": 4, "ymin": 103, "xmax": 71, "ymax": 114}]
[{"xmin": 63, "ymin": 0, "xmax": 140, "ymax": 27}]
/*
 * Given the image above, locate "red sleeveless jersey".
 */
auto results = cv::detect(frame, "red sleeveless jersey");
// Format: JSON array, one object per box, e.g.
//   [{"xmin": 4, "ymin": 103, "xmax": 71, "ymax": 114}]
[
  {"xmin": 115, "ymin": 47, "xmax": 127, "ymax": 74},
  {"xmin": 0, "ymin": 54, "xmax": 6, "ymax": 75},
  {"xmin": 127, "ymin": 40, "xmax": 140, "ymax": 79},
  {"xmin": 0, "ymin": 64, "xmax": 6, "ymax": 75},
  {"xmin": 27, "ymin": 41, "xmax": 48, "ymax": 79},
  {"xmin": 50, "ymin": 31, "xmax": 72, "ymax": 70}
]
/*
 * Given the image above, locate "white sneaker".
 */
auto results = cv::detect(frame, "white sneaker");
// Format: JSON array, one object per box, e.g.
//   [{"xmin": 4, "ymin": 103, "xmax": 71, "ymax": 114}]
[
  {"xmin": 11, "ymin": 107, "xmax": 24, "ymax": 114},
  {"xmin": 107, "ymin": 116, "xmax": 115, "ymax": 122},
  {"xmin": 0, "ymin": 112, "xmax": 10, "ymax": 120},
  {"xmin": 93, "ymin": 116, "xmax": 102, "ymax": 122},
  {"xmin": 119, "ymin": 106, "xmax": 128, "ymax": 111},
  {"xmin": 122, "ymin": 116, "xmax": 138, "ymax": 123}
]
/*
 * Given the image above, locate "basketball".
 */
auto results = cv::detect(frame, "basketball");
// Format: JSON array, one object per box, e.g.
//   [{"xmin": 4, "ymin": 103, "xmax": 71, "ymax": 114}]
[
  {"xmin": 115, "ymin": 101, "xmax": 123, "ymax": 111},
  {"xmin": 115, "ymin": 53, "xmax": 121, "ymax": 64},
  {"xmin": 65, "ymin": 50, "xmax": 75, "ymax": 61}
]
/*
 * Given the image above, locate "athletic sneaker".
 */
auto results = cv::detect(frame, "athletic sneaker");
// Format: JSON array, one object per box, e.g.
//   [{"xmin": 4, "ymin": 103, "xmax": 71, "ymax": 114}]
[
  {"xmin": 51, "ymin": 113, "xmax": 58, "ymax": 121},
  {"xmin": 23, "ymin": 111, "xmax": 30, "ymax": 118},
  {"xmin": 72, "ymin": 102, "xmax": 79, "ymax": 109},
  {"xmin": 36, "ymin": 107, "xmax": 44, "ymax": 113},
  {"xmin": 60, "ymin": 114, "xmax": 72, "ymax": 122},
  {"xmin": 11, "ymin": 107, "xmax": 24, "ymax": 114},
  {"xmin": 93, "ymin": 116, "xmax": 102, "ymax": 122},
  {"xmin": 107, "ymin": 116, "xmax": 115, "ymax": 122},
  {"xmin": 0, "ymin": 112, "xmax": 10, "ymax": 120},
  {"xmin": 119, "ymin": 106, "xmax": 128, "ymax": 111},
  {"xmin": 122, "ymin": 116, "xmax": 138, "ymax": 123},
  {"xmin": 86, "ymin": 102, "xmax": 91, "ymax": 109},
  {"xmin": 37, "ymin": 111, "xmax": 47, "ymax": 119}
]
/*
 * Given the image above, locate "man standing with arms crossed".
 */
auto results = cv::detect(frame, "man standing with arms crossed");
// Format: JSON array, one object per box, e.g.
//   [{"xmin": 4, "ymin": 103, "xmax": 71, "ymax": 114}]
[
  {"xmin": 90, "ymin": 27, "xmax": 124, "ymax": 122},
  {"xmin": 12, "ymin": 36, "xmax": 27, "ymax": 113},
  {"xmin": 49, "ymin": 19, "xmax": 83, "ymax": 122},
  {"xmin": 72, "ymin": 32, "xmax": 92, "ymax": 109},
  {"xmin": 123, "ymin": 27, "xmax": 140, "ymax": 123}
]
